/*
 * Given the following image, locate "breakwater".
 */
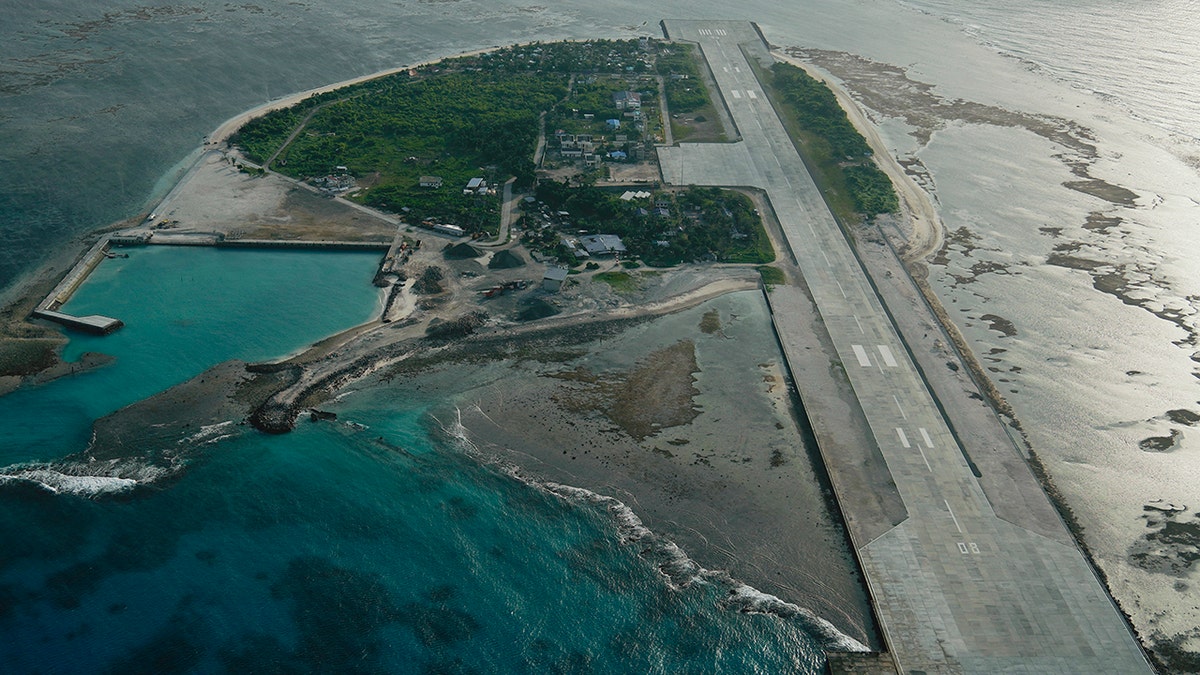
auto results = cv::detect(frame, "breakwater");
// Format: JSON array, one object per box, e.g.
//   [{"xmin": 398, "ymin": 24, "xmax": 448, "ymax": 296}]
[
  {"xmin": 38, "ymin": 237, "xmax": 113, "ymax": 313},
  {"xmin": 214, "ymin": 239, "xmax": 391, "ymax": 251},
  {"xmin": 31, "ymin": 234, "xmax": 393, "ymax": 336},
  {"xmin": 31, "ymin": 236, "xmax": 125, "ymax": 334}
]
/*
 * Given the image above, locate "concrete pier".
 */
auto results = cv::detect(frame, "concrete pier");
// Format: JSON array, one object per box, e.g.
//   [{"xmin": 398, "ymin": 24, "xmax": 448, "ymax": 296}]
[
  {"xmin": 31, "ymin": 309, "xmax": 123, "ymax": 335},
  {"xmin": 663, "ymin": 20, "xmax": 1153, "ymax": 673}
]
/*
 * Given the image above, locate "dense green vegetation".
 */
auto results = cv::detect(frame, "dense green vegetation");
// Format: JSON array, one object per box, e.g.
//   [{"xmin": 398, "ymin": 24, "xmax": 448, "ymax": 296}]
[
  {"xmin": 770, "ymin": 63, "xmax": 870, "ymax": 159},
  {"xmin": 655, "ymin": 44, "xmax": 710, "ymax": 113},
  {"xmin": 843, "ymin": 164, "xmax": 899, "ymax": 216},
  {"xmin": 234, "ymin": 107, "xmax": 306, "ymax": 165},
  {"xmin": 764, "ymin": 62, "xmax": 898, "ymax": 218},
  {"xmin": 231, "ymin": 40, "xmax": 698, "ymax": 235},
  {"xmin": 527, "ymin": 185, "xmax": 773, "ymax": 267},
  {"xmin": 459, "ymin": 39, "xmax": 654, "ymax": 74}
]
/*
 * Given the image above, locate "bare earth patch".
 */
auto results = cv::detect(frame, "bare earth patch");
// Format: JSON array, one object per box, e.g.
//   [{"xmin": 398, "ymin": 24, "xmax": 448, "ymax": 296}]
[{"xmin": 549, "ymin": 340, "xmax": 700, "ymax": 440}]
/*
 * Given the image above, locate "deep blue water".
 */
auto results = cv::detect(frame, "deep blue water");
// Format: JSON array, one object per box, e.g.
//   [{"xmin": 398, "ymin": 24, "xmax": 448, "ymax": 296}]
[
  {"xmin": 0, "ymin": 412, "xmax": 826, "ymax": 673},
  {"xmin": 0, "ymin": 246, "xmax": 832, "ymax": 672}
]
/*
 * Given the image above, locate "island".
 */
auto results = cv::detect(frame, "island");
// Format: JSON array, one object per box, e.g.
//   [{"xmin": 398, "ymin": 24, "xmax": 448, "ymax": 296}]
[{"xmin": 0, "ymin": 21, "xmax": 1161, "ymax": 674}]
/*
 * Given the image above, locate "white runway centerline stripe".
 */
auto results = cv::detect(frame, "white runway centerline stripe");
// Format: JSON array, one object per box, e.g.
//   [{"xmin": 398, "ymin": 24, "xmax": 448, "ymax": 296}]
[
  {"xmin": 945, "ymin": 500, "xmax": 963, "ymax": 533},
  {"xmin": 893, "ymin": 395, "xmax": 907, "ymax": 419},
  {"xmin": 919, "ymin": 427, "xmax": 935, "ymax": 448},
  {"xmin": 915, "ymin": 444, "xmax": 932, "ymax": 472},
  {"xmin": 878, "ymin": 345, "xmax": 898, "ymax": 368},
  {"xmin": 852, "ymin": 344, "xmax": 871, "ymax": 367}
]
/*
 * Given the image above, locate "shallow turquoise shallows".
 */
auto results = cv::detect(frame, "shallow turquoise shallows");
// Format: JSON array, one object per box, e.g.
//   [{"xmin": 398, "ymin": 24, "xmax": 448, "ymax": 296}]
[
  {"xmin": 0, "ymin": 250, "xmax": 831, "ymax": 673},
  {"xmin": 0, "ymin": 246, "xmax": 381, "ymax": 465}
]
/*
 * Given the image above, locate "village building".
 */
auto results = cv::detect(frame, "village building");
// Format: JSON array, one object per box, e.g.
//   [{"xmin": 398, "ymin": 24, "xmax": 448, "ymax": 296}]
[
  {"xmin": 463, "ymin": 177, "xmax": 487, "ymax": 194},
  {"xmin": 419, "ymin": 175, "xmax": 443, "ymax": 188},
  {"xmin": 613, "ymin": 91, "xmax": 641, "ymax": 110},
  {"xmin": 579, "ymin": 234, "xmax": 626, "ymax": 256},
  {"xmin": 542, "ymin": 266, "xmax": 569, "ymax": 292}
]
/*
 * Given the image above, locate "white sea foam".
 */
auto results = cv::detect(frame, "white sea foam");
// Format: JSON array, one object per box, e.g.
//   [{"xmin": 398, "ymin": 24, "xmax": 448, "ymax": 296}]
[
  {"xmin": 444, "ymin": 418, "xmax": 867, "ymax": 650},
  {"xmin": 541, "ymin": 478, "xmax": 868, "ymax": 652},
  {"xmin": 0, "ymin": 469, "xmax": 139, "ymax": 497},
  {"xmin": 179, "ymin": 420, "xmax": 235, "ymax": 445},
  {"xmin": 723, "ymin": 583, "xmax": 870, "ymax": 653},
  {"xmin": 0, "ymin": 456, "xmax": 176, "ymax": 498}
]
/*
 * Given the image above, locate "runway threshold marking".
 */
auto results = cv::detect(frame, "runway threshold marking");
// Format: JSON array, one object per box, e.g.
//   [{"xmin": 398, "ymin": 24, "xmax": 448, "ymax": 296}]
[
  {"xmin": 852, "ymin": 344, "xmax": 872, "ymax": 367},
  {"xmin": 747, "ymin": 90, "xmax": 757, "ymax": 99},
  {"xmin": 730, "ymin": 89, "xmax": 742, "ymax": 99},
  {"xmin": 919, "ymin": 427, "xmax": 935, "ymax": 448},
  {"xmin": 878, "ymin": 345, "xmax": 898, "ymax": 367}
]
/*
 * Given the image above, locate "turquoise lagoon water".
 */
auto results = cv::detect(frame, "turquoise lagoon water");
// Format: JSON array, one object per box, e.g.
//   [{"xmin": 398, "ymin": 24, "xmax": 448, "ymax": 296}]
[
  {"xmin": 0, "ymin": 246, "xmax": 381, "ymax": 465},
  {"xmin": 0, "ymin": 249, "xmax": 830, "ymax": 673}
]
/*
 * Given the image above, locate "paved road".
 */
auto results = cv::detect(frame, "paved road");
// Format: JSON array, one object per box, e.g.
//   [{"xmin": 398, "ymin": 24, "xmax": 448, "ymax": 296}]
[{"xmin": 662, "ymin": 20, "xmax": 1152, "ymax": 674}]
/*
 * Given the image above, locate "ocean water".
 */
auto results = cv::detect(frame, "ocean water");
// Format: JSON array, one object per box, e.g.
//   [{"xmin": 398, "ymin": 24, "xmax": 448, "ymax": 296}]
[
  {"xmin": 0, "ymin": 258, "xmax": 835, "ymax": 671},
  {"xmin": 0, "ymin": 411, "xmax": 826, "ymax": 673},
  {"xmin": 5, "ymin": 0, "xmax": 1200, "ymax": 669}
]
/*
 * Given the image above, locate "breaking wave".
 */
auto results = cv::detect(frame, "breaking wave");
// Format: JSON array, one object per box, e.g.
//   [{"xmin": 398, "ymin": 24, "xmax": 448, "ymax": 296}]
[
  {"xmin": 442, "ymin": 419, "xmax": 869, "ymax": 654},
  {"xmin": 1, "ymin": 415, "xmax": 245, "ymax": 498},
  {"xmin": 0, "ymin": 458, "xmax": 173, "ymax": 497},
  {"xmin": 540, "ymin": 479, "xmax": 869, "ymax": 654}
]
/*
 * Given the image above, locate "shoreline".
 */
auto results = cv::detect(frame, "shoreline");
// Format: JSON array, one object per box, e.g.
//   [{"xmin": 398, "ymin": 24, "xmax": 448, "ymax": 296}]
[
  {"xmin": 6, "ymin": 32, "xmax": 1126, "ymax": 667},
  {"xmin": 204, "ymin": 46, "xmax": 500, "ymax": 149},
  {"xmin": 55, "ymin": 278, "xmax": 877, "ymax": 649}
]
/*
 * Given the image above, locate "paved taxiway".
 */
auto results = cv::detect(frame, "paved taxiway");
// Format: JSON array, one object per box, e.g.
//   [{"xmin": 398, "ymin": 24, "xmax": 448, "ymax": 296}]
[{"xmin": 661, "ymin": 20, "xmax": 1152, "ymax": 674}]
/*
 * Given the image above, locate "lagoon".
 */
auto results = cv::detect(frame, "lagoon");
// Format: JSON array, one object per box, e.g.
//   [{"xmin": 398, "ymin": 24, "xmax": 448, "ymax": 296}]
[{"xmin": 0, "ymin": 247, "xmax": 382, "ymax": 466}]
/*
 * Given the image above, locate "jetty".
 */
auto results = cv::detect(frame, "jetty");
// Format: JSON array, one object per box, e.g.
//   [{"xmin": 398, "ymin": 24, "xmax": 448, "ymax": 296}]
[
  {"xmin": 664, "ymin": 20, "xmax": 1152, "ymax": 674},
  {"xmin": 29, "ymin": 309, "xmax": 122, "ymax": 335},
  {"xmin": 32, "ymin": 235, "xmax": 124, "ymax": 334}
]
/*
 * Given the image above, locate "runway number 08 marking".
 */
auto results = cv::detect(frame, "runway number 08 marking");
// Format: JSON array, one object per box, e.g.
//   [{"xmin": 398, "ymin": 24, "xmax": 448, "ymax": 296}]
[{"xmin": 957, "ymin": 542, "xmax": 981, "ymax": 555}]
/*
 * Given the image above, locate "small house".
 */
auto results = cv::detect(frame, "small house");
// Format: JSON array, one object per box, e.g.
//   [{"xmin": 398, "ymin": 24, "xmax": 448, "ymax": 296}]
[
  {"xmin": 419, "ymin": 175, "xmax": 443, "ymax": 188},
  {"xmin": 542, "ymin": 266, "xmax": 569, "ymax": 292}
]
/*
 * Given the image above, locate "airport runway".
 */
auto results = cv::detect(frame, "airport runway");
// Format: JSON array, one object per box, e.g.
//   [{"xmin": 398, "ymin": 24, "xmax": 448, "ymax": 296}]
[{"xmin": 661, "ymin": 20, "xmax": 1152, "ymax": 674}]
